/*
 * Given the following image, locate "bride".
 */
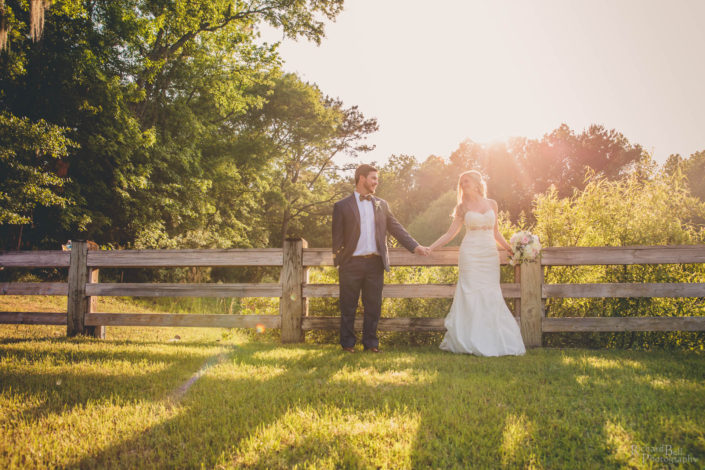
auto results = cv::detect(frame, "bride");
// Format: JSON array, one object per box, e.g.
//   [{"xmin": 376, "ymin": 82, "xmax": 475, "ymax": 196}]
[{"xmin": 429, "ymin": 170, "xmax": 526, "ymax": 356}]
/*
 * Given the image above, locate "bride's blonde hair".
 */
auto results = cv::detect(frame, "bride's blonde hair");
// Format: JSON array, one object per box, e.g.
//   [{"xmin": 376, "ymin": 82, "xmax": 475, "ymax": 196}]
[{"xmin": 452, "ymin": 170, "xmax": 487, "ymax": 218}]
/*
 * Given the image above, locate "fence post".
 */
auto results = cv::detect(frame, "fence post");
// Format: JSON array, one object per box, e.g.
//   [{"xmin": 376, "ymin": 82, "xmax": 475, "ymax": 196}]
[
  {"xmin": 513, "ymin": 264, "xmax": 521, "ymax": 322},
  {"xmin": 67, "ymin": 240, "xmax": 88, "ymax": 336},
  {"xmin": 67, "ymin": 240, "xmax": 104, "ymax": 338},
  {"xmin": 519, "ymin": 260, "xmax": 543, "ymax": 347},
  {"xmin": 281, "ymin": 238, "xmax": 308, "ymax": 343}
]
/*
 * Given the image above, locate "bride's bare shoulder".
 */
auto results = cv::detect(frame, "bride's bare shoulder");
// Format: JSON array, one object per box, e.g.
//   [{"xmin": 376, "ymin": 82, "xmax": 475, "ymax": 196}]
[{"xmin": 484, "ymin": 199, "xmax": 499, "ymax": 213}]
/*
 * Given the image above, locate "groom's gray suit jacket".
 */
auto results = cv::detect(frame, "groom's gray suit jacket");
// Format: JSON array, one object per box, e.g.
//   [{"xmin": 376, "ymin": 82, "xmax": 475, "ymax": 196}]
[{"xmin": 332, "ymin": 193, "xmax": 419, "ymax": 272}]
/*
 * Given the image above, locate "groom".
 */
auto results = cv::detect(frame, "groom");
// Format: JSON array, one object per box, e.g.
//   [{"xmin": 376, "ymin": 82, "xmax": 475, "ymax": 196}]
[{"xmin": 332, "ymin": 164, "xmax": 429, "ymax": 353}]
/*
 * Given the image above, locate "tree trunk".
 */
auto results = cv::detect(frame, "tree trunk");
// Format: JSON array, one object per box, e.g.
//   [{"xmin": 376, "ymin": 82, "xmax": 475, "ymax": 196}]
[
  {"xmin": 281, "ymin": 209, "xmax": 290, "ymax": 243},
  {"xmin": 16, "ymin": 225, "xmax": 23, "ymax": 251}
]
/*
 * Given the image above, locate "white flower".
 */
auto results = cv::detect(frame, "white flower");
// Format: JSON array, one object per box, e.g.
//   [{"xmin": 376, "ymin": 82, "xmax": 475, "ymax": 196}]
[{"xmin": 509, "ymin": 230, "xmax": 541, "ymax": 262}]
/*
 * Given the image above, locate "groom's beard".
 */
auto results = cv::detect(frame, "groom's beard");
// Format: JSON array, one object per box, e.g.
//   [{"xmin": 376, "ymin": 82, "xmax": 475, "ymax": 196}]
[{"xmin": 364, "ymin": 181, "xmax": 376, "ymax": 194}]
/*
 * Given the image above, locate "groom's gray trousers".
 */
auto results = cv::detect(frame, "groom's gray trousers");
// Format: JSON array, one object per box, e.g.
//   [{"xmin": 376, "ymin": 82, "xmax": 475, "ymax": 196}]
[{"xmin": 338, "ymin": 255, "xmax": 384, "ymax": 349}]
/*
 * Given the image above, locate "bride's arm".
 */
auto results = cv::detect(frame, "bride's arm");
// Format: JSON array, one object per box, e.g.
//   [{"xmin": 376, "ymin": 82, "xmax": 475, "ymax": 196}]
[
  {"xmin": 429, "ymin": 216, "xmax": 463, "ymax": 251},
  {"xmin": 490, "ymin": 199, "xmax": 513, "ymax": 254}
]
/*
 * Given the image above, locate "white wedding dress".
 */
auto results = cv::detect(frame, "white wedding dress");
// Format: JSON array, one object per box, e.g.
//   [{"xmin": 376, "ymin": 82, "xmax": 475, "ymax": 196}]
[{"xmin": 439, "ymin": 209, "xmax": 526, "ymax": 356}]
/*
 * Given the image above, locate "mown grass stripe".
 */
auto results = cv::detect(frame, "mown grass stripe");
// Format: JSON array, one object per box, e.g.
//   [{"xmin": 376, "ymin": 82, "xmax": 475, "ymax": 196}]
[{"xmin": 168, "ymin": 349, "xmax": 233, "ymax": 405}]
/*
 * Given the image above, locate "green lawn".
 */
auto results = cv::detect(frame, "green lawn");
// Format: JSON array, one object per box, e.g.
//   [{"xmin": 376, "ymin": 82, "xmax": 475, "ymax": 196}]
[{"xmin": 1, "ymin": 297, "xmax": 704, "ymax": 469}]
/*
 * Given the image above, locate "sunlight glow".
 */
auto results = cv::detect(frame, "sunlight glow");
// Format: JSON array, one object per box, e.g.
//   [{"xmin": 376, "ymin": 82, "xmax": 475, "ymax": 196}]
[
  {"xmin": 330, "ymin": 367, "xmax": 437, "ymax": 387},
  {"xmin": 230, "ymin": 407, "xmax": 421, "ymax": 467},
  {"xmin": 259, "ymin": 0, "xmax": 705, "ymax": 165},
  {"xmin": 605, "ymin": 420, "xmax": 641, "ymax": 467},
  {"xmin": 501, "ymin": 413, "xmax": 536, "ymax": 467}
]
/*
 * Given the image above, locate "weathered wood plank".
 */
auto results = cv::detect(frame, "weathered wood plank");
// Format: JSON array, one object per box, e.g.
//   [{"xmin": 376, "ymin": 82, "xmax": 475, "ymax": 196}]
[
  {"xmin": 67, "ymin": 241, "xmax": 89, "ymax": 337},
  {"xmin": 543, "ymin": 283, "xmax": 705, "ymax": 298},
  {"xmin": 281, "ymin": 239, "xmax": 307, "ymax": 343},
  {"xmin": 302, "ymin": 283, "xmax": 521, "ymax": 298},
  {"xmin": 303, "ymin": 247, "xmax": 511, "ymax": 267},
  {"xmin": 87, "ymin": 267, "xmax": 104, "ymax": 339},
  {"xmin": 4, "ymin": 246, "xmax": 702, "ymax": 269},
  {"xmin": 542, "ymin": 316, "xmax": 705, "ymax": 332},
  {"xmin": 513, "ymin": 264, "xmax": 521, "ymax": 317},
  {"xmin": 302, "ymin": 316, "xmax": 447, "ymax": 331},
  {"xmin": 86, "ymin": 249, "xmax": 283, "ymax": 267},
  {"xmin": 541, "ymin": 245, "xmax": 705, "ymax": 266},
  {"xmin": 300, "ymin": 284, "xmax": 333, "ymax": 298},
  {"xmin": 85, "ymin": 283, "xmax": 282, "ymax": 297},
  {"xmin": 0, "ymin": 312, "xmax": 67, "ymax": 325},
  {"xmin": 0, "ymin": 251, "xmax": 70, "ymax": 268},
  {"xmin": 84, "ymin": 313, "xmax": 281, "ymax": 328},
  {"xmin": 520, "ymin": 261, "xmax": 543, "ymax": 347},
  {"xmin": 0, "ymin": 282, "xmax": 68, "ymax": 295}
]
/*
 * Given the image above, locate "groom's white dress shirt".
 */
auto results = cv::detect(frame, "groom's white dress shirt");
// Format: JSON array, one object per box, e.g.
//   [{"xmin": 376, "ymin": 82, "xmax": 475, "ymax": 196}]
[{"xmin": 353, "ymin": 191, "xmax": 379, "ymax": 256}]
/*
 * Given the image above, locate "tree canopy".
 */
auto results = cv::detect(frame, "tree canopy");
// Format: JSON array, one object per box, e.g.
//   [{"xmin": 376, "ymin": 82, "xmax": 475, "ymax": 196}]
[{"xmin": 0, "ymin": 0, "xmax": 353, "ymax": 250}]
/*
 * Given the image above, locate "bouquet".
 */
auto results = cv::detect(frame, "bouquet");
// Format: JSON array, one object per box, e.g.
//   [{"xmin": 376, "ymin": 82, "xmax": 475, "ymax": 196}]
[{"xmin": 508, "ymin": 230, "xmax": 541, "ymax": 265}]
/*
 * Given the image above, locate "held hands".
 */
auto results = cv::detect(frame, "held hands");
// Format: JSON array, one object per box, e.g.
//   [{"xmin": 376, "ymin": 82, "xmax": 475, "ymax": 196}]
[{"xmin": 414, "ymin": 245, "xmax": 431, "ymax": 256}]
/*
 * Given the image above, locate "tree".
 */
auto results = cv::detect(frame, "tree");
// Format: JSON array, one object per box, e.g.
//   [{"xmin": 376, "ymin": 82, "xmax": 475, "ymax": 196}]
[
  {"xmin": 684, "ymin": 151, "xmax": 705, "ymax": 202},
  {"xmin": 0, "ymin": 0, "xmax": 53, "ymax": 51},
  {"xmin": 375, "ymin": 154, "xmax": 420, "ymax": 226},
  {"xmin": 663, "ymin": 150, "xmax": 705, "ymax": 226},
  {"xmin": 680, "ymin": 150, "xmax": 705, "ymax": 202},
  {"xmin": 532, "ymin": 171, "xmax": 705, "ymax": 350},
  {"xmin": 444, "ymin": 124, "xmax": 645, "ymax": 220},
  {"xmin": 233, "ymin": 73, "xmax": 378, "ymax": 246},
  {"xmin": 1, "ymin": 0, "xmax": 346, "ymax": 249},
  {"xmin": 406, "ymin": 190, "xmax": 458, "ymax": 246},
  {"xmin": 0, "ymin": 112, "xmax": 76, "ymax": 249}
]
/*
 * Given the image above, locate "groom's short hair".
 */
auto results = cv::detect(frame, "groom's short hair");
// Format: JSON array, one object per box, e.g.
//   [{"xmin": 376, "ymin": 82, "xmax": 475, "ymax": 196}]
[{"xmin": 355, "ymin": 164, "xmax": 378, "ymax": 184}]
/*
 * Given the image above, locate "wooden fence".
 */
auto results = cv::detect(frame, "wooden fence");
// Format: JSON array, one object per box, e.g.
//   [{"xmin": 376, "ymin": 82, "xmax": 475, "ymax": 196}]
[{"xmin": 1, "ymin": 240, "xmax": 704, "ymax": 347}]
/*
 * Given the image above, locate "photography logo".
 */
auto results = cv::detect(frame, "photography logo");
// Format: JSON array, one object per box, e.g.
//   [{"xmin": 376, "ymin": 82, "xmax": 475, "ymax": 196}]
[{"xmin": 631, "ymin": 444, "xmax": 698, "ymax": 465}]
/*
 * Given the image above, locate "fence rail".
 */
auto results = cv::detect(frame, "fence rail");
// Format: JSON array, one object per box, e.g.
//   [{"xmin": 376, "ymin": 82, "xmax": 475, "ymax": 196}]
[
  {"xmin": 84, "ymin": 283, "xmax": 282, "ymax": 297},
  {"xmin": 1, "ymin": 240, "xmax": 704, "ymax": 346},
  {"xmin": 87, "ymin": 249, "xmax": 284, "ymax": 267}
]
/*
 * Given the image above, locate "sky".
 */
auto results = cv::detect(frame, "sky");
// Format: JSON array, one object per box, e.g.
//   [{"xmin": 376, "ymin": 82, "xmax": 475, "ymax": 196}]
[{"xmin": 258, "ymin": 0, "xmax": 705, "ymax": 167}]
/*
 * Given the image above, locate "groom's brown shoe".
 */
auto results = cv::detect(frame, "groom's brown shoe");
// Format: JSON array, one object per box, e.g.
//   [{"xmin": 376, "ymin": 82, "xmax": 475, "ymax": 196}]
[
  {"xmin": 342, "ymin": 346, "xmax": 355, "ymax": 353},
  {"xmin": 364, "ymin": 347, "xmax": 381, "ymax": 353}
]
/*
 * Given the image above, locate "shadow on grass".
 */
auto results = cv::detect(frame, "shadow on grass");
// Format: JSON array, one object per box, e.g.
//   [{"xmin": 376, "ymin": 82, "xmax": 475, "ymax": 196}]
[
  {"xmin": 37, "ymin": 342, "xmax": 703, "ymax": 469},
  {"xmin": 61, "ymin": 341, "xmax": 383, "ymax": 468},
  {"xmin": 0, "ymin": 337, "xmax": 229, "ymax": 423},
  {"xmin": 2, "ymin": 328, "xmax": 704, "ymax": 468}
]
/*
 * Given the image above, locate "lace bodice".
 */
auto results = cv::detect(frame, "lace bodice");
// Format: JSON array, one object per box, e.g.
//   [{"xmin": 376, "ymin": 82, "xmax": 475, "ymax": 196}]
[{"xmin": 465, "ymin": 209, "xmax": 494, "ymax": 230}]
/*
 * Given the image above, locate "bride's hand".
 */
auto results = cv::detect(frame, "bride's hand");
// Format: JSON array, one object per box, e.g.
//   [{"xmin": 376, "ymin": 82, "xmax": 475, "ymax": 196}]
[{"xmin": 414, "ymin": 245, "xmax": 430, "ymax": 256}]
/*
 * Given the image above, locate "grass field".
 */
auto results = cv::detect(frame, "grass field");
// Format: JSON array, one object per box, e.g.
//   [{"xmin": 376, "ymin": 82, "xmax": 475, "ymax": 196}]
[{"xmin": 1, "ymin": 296, "xmax": 704, "ymax": 469}]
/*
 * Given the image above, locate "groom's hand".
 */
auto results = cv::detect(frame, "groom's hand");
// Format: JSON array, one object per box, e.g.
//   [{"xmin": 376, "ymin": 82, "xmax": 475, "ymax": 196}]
[{"xmin": 414, "ymin": 245, "xmax": 430, "ymax": 256}]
